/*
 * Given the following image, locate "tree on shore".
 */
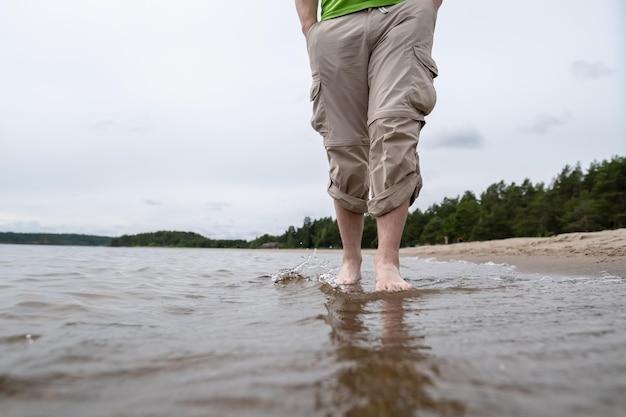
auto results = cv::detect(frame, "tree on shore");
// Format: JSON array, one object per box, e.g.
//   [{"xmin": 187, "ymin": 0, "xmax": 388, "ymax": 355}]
[
  {"xmin": 247, "ymin": 155, "xmax": 625, "ymax": 249},
  {"xmin": 109, "ymin": 231, "xmax": 247, "ymax": 248}
]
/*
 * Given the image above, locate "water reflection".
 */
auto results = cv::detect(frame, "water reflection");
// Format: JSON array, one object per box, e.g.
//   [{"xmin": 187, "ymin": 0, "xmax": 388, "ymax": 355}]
[{"xmin": 318, "ymin": 285, "xmax": 464, "ymax": 417}]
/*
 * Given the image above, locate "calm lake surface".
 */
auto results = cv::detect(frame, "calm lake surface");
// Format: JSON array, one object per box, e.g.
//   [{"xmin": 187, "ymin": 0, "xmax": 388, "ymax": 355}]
[{"xmin": 1, "ymin": 244, "xmax": 625, "ymax": 417}]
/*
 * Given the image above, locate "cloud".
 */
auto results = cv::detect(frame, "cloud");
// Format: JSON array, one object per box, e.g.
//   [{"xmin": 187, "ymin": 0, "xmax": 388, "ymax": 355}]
[
  {"xmin": 571, "ymin": 60, "xmax": 615, "ymax": 80},
  {"xmin": 0, "ymin": 221, "xmax": 48, "ymax": 233},
  {"xmin": 143, "ymin": 199, "xmax": 162, "ymax": 206},
  {"xmin": 91, "ymin": 119, "xmax": 116, "ymax": 132},
  {"xmin": 521, "ymin": 112, "xmax": 572, "ymax": 135},
  {"xmin": 426, "ymin": 128, "xmax": 485, "ymax": 150},
  {"xmin": 205, "ymin": 202, "xmax": 230, "ymax": 212},
  {"xmin": 89, "ymin": 116, "xmax": 152, "ymax": 133}
]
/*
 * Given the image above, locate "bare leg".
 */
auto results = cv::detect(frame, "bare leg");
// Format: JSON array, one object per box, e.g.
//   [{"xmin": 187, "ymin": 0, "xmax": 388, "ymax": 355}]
[
  {"xmin": 375, "ymin": 200, "xmax": 413, "ymax": 291},
  {"xmin": 334, "ymin": 201, "xmax": 363, "ymax": 285}
]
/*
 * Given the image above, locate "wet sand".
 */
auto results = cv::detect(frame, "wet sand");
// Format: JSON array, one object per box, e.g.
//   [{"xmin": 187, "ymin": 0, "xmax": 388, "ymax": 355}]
[{"xmin": 399, "ymin": 228, "xmax": 626, "ymax": 277}]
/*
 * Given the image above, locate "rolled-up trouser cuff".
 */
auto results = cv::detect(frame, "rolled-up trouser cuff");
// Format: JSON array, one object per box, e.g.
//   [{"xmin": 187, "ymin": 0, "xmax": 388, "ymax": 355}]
[
  {"xmin": 367, "ymin": 116, "xmax": 423, "ymax": 217},
  {"xmin": 328, "ymin": 181, "xmax": 369, "ymax": 214},
  {"xmin": 367, "ymin": 172, "xmax": 422, "ymax": 218}
]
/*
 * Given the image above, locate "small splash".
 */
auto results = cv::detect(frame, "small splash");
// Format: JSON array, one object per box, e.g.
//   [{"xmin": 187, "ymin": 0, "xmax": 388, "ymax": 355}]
[
  {"xmin": 271, "ymin": 250, "xmax": 337, "ymax": 284},
  {"xmin": 0, "ymin": 333, "xmax": 40, "ymax": 345},
  {"xmin": 599, "ymin": 271, "xmax": 625, "ymax": 282}
]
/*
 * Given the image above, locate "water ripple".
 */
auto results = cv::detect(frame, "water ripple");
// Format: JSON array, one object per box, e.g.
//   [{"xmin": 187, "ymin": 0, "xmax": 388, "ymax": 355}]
[{"xmin": 0, "ymin": 245, "xmax": 624, "ymax": 417}]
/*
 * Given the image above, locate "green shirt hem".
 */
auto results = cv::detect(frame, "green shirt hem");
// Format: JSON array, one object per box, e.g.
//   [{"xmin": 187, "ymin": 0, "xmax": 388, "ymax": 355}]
[{"xmin": 321, "ymin": 0, "xmax": 405, "ymax": 21}]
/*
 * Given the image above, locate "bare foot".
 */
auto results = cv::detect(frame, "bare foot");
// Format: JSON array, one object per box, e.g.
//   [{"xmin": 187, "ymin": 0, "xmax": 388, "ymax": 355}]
[
  {"xmin": 375, "ymin": 262, "xmax": 413, "ymax": 291},
  {"xmin": 336, "ymin": 259, "xmax": 362, "ymax": 285}
]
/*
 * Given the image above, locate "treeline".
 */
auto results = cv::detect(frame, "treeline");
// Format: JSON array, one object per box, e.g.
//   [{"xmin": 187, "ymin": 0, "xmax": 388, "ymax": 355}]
[
  {"xmin": 0, "ymin": 232, "xmax": 111, "ymax": 246},
  {"xmin": 3, "ymin": 157, "xmax": 623, "ymax": 249},
  {"xmin": 249, "ymin": 156, "xmax": 625, "ymax": 249},
  {"xmin": 109, "ymin": 231, "xmax": 248, "ymax": 248}
]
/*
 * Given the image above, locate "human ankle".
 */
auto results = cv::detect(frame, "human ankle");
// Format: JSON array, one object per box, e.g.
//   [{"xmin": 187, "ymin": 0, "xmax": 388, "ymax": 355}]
[
  {"xmin": 375, "ymin": 253, "xmax": 399, "ymax": 269},
  {"xmin": 337, "ymin": 260, "xmax": 362, "ymax": 285}
]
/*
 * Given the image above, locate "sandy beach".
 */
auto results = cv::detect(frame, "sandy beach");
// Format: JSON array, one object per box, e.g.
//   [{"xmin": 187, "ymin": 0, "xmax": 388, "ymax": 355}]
[{"xmin": 399, "ymin": 228, "xmax": 626, "ymax": 277}]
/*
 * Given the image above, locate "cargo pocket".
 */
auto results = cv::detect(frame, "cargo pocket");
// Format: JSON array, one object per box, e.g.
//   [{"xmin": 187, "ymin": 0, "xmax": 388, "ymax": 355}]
[
  {"xmin": 409, "ymin": 45, "xmax": 438, "ymax": 116},
  {"xmin": 310, "ymin": 72, "xmax": 329, "ymax": 137}
]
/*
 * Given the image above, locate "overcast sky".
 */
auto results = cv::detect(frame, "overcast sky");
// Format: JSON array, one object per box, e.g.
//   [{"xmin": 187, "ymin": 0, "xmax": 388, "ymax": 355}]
[{"xmin": 1, "ymin": 0, "xmax": 624, "ymax": 240}]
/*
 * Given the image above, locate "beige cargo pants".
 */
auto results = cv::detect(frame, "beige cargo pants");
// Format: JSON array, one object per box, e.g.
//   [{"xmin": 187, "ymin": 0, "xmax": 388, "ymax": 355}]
[{"xmin": 306, "ymin": 0, "xmax": 438, "ymax": 217}]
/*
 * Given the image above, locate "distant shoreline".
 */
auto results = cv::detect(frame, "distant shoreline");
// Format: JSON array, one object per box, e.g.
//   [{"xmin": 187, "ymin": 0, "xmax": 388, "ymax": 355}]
[
  {"xmin": 3, "ymin": 229, "xmax": 624, "ymax": 278},
  {"xmin": 0, "ymin": 232, "xmax": 111, "ymax": 246}
]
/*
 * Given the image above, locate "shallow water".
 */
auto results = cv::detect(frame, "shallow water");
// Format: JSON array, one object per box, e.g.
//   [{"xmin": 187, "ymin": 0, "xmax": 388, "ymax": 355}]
[{"xmin": 1, "ymin": 244, "xmax": 624, "ymax": 417}]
